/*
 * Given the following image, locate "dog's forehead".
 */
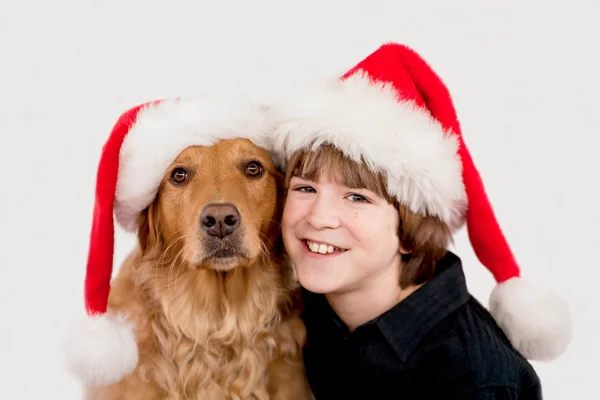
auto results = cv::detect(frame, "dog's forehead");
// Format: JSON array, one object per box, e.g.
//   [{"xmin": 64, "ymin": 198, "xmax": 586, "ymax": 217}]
[
  {"xmin": 173, "ymin": 145, "xmax": 204, "ymax": 163},
  {"xmin": 173, "ymin": 139, "xmax": 273, "ymax": 164},
  {"xmin": 214, "ymin": 137, "xmax": 268, "ymax": 155}
]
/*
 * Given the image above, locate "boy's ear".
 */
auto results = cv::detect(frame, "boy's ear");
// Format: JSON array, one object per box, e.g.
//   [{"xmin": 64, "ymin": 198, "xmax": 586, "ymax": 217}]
[{"xmin": 399, "ymin": 244, "xmax": 411, "ymax": 255}]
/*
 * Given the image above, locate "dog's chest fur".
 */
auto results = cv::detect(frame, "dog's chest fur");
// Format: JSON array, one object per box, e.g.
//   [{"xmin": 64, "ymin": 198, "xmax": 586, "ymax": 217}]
[{"xmin": 116, "ymin": 253, "xmax": 295, "ymax": 400}]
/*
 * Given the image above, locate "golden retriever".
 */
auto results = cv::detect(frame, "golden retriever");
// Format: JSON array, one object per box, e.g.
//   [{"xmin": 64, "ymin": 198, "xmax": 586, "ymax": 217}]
[{"xmin": 86, "ymin": 138, "xmax": 312, "ymax": 400}]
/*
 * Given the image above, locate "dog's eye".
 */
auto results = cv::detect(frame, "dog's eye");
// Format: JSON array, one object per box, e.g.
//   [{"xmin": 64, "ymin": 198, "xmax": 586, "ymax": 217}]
[
  {"xmin": 245, "ymin": 161, "xmax": 263, "ymax": 177},
  {"xmin": 171, "ymin": 168, "xmax": 188, "ymax": 184}
]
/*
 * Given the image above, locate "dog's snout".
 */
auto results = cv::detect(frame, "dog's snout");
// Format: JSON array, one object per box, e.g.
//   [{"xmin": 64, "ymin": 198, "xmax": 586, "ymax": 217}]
[{"xmin": 200, "ymin": 203, "xmax": 241, "ymax": 238}]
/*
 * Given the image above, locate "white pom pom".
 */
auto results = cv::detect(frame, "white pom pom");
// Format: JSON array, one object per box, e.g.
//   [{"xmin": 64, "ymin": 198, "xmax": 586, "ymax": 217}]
[
  {"xmin": 65, "ymin": 313, "xmax": 139, "ymax": 386},
  {"xmin": 489, "ymin": 277, "xmax": 572, "ymax": 361}
]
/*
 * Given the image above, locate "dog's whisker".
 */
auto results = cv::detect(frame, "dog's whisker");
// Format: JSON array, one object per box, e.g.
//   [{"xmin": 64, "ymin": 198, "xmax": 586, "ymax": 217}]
[
  {"xmin": 223, "ymin": 266, "xmax": 239, "ymax": 289},
  {"xmin": 173, "ymin": 248, "xmax": 189, "ymax": 282},
  {"xmin": 165, "ymin": 247, "xmax": 187, "ymax": 292},
  {"xmin": 164, "ymin": 229, "xmax": 185, "ymax": 242},
  {"xmin": 158, "ymin": 234, "xmax": 186, "ymax": 267},
  {"xmin": 265, "ymin": 219, "xmax": 283, "ymax": 228},
  {"xmin": 154, "ymin": 234, "xmax": 186, "ymax": 293},
  {"xmin": 257, "ymin": 239, "xmax": 274, "ymax": 268},
  {"xmin": 257, "ymin": 232, "xmax": 275, "ymax": 250}
]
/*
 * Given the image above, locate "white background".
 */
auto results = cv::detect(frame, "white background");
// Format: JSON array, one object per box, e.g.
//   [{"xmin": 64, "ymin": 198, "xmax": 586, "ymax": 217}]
[{"xmin": 1, "ymin": 0, "xmax": 598, "ymax": 398}]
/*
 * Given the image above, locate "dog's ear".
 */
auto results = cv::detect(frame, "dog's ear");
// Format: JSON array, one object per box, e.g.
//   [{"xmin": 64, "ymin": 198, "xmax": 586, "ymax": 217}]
[{"xmin": 137, "ymin": 201, "xmax": 162, "ymax": 254}]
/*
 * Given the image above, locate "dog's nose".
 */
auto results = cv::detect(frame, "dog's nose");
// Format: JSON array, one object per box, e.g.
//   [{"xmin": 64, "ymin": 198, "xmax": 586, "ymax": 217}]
[{"xmin": 200, "ymin": 203, "xmax": 241, "ymax": 238}]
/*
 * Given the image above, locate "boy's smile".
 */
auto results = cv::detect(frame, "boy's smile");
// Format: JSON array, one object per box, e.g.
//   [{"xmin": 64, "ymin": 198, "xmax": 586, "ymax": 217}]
[{"xmin": 304, "ymin": 239, "xmax": 347, "ymax": 255}]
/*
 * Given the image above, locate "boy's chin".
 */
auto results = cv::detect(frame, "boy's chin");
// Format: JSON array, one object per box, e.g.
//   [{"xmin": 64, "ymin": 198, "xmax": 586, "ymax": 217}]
[
  {"xmin": 298, "ymin": 275, "xmax": 345, "ymax": 295},
  {"xmin": 301, "ymin": 284, "xmax": 333, "ymax": 295},
  {"xmin": 295, "ymin": 261, "xmax": 354, "ymax": 295}
]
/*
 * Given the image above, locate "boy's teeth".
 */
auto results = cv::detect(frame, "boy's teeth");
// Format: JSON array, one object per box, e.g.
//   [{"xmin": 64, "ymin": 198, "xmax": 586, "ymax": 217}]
[
  {"xmin": 318, "ymin": 244, "xmax": 327, "ymax": 254},
  {"xmin": 307, "ymin": 240, "xmax": 338, "ymax": 254}
]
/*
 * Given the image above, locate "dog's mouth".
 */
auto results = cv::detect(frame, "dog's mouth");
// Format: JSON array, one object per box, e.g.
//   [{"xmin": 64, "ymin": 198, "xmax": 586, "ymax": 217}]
[
  {"xmin": 196, "ymin": 236, "xmax": 250, "ymax": 271},
  {"xmin": 206, "ymin": 247, "xmax": 242, "ymax": 259},
  {"xmin": 204, "ymin": 245, "xmax": 248, "ymax": 262}
]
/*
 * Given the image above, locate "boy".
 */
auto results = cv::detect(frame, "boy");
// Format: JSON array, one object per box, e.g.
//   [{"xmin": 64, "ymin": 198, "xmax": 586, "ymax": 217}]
[{"xmin": 268, "ymin": 43, "xmax": 572, "ymax": 399}]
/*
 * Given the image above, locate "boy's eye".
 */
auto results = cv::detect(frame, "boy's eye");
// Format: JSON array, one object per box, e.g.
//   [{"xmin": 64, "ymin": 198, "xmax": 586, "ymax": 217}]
[{"xmin": 347, "ymin": 194, "xmax": 368, "ymax": 203}]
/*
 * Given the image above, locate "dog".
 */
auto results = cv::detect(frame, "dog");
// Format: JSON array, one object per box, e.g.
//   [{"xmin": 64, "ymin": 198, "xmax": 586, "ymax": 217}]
[{"xmin": 86, "ymin": 138, "xmax": 312, "ymax": 400}]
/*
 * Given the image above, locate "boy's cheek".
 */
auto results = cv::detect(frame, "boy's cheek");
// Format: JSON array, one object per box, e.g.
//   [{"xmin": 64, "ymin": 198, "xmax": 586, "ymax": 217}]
[
  {"xmin": 281, "ymin": 207, "xmax": 298, "ymax": 233},
  {"xmin": 283, "ymin": 198, "xmax": 307, "ymax": 221}
]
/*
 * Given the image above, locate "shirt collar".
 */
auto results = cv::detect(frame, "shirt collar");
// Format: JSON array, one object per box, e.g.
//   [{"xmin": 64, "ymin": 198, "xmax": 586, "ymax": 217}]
[{"xmin": 376, "ymin": 251, "xmax": 470, "ymax": 361}]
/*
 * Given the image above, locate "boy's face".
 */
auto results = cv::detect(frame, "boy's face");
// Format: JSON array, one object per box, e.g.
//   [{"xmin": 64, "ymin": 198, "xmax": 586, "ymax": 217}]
[{"xmin": 282, "ymin": 174, "xmax": 403, "ymax": 296}]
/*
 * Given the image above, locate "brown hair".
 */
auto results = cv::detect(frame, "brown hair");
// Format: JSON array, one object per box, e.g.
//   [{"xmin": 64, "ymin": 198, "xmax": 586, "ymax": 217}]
[{"xmin": 284, "ymin": 144, "xmax": 452, "ymax": 288}]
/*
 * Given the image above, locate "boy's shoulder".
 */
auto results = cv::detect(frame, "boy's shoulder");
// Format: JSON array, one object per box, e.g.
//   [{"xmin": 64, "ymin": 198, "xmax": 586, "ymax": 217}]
[{"xmin": 412, "ymin": 295, "xmax": 542, "ymax": 399}]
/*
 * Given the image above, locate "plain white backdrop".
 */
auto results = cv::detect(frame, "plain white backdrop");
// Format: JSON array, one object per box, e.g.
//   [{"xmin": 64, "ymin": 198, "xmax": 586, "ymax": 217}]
[{"xmin": 1, "ymin": 0, "xmax": 598, "ymax": 398}]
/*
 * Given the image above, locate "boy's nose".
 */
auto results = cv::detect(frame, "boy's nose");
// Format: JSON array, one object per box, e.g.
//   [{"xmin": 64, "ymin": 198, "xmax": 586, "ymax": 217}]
[{"xmin": 306, "ymin": 196, "xmax": 340, "ymax": 230}]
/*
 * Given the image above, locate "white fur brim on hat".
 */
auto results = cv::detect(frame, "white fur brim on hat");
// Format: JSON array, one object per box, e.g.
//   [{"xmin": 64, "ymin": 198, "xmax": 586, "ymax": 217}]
[
  {"xmin": 114, "ymin": 97, "xmax": 275, "ymax": 232},
  {"xmin": 65, "ymin": 313, "xmax": 138, "ymax": 386},
  {"xmin": 268, "ymin": 71, "xmax": 468, "ymax": 230},
  {"xmin": 489, "ymin": 277, "xmax": 572, "ymax": 361}
]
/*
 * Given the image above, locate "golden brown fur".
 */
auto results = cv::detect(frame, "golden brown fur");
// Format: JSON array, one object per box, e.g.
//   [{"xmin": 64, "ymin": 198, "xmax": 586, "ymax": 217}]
[{"xmin": 87, "ymin": 139, "xmax": 312, "ymax": 400}]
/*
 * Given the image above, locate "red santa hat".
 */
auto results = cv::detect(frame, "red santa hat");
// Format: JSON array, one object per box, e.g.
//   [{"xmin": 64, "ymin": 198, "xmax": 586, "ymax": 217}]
[
  {"xmin": 65, "ymin": 96, "xmax": 273, "ymax": 386},
  {"xmin": 269, "ymin": 43, "xmax": 572, "ymax": 361}
]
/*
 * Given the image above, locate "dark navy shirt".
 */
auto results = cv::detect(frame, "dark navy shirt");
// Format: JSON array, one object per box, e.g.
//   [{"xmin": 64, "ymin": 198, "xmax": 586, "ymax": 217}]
[{"xmin": 301, "ymin": 251, "xmax": 542, "ymax": 399}]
